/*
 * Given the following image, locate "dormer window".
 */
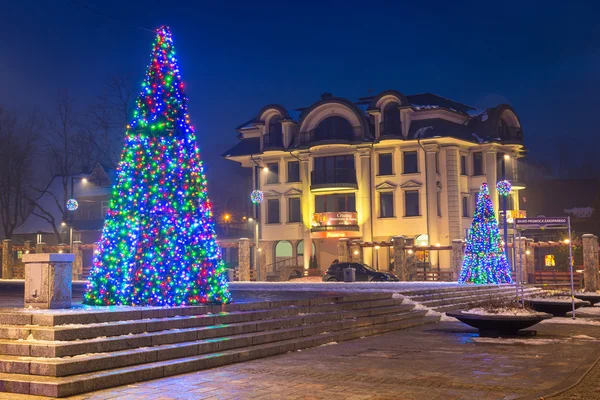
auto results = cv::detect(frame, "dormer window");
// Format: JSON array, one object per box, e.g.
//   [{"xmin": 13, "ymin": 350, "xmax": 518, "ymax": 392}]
[
  {"xmin": 382, "ymin": 102, "xmax": 401, "ymax": 136},
  {"xmin": 313, "ymin": 116, "xmax": 354, "ymax": 142},
  {"xmin": 264, "ymin": 115, "xmax": 283, "ymax": 148}
]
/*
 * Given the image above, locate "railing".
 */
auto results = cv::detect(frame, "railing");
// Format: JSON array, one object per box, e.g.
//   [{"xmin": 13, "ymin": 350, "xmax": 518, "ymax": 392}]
[
  {"xmin": 379, "ymin": 122, "xmax": 402, "ymax": 138},
  {"xmin": 414, "ymin": 271, "xmax": 455, "ymax": 282},
  {"xmin": 532, "ymin": 270, "xmax": 583, "ymax": 288},
  {"xmin": 294, "ymin": 127, "xmax": 362, "ymax": 147},
  {"xmin": 311, "ymin": 168, "xmax": 357, "ymax": 190},
  {"xmin": 262, "ymin": 133, "xmax": 284, "ymax": 150}
]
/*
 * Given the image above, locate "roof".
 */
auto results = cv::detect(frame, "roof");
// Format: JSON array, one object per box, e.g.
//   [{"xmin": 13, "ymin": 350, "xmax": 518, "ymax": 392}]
[
  {"xmin": 407, "ymin": 119, "xmax": 471, "ymax": 141},
  {"xmin": 406, "ymin": 93, "xmax": 476, "ymax": 114},
  {"xmin": 221, "ymin": 137, "xmax": 261, "ymax": 157}
]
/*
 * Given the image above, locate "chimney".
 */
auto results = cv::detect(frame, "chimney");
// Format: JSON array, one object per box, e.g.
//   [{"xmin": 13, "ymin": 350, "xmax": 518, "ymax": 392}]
[{"xmin": 321, "ymin": 92, "xmax": 333, "ymax": 100}]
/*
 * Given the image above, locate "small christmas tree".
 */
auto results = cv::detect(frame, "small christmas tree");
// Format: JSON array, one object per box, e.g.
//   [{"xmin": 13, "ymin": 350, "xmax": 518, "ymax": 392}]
[
  {"xmin": 84, "ymin": 27, "xmax": 231, "ymax": 306},
  {"xmin": 459, "ymin": 182, "xmax": 513, "ymax": 284}
]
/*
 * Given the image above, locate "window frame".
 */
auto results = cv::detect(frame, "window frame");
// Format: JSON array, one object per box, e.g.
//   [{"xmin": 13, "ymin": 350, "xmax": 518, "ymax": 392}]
[
  {"xmin": 472, "ymin": 152, "xmax": 484, "ymax": 176},
  {"xmin": 266, "ymin": 162, "xmax": 279, "ymax": 184},
  {"xmin": 404, "ymin": 190, "xmax": 420, "ymax": 217},
  {"xmin": 379, "ymin": 191, "xmax": 395, "ymax": 218},
  {"xmin": 378, "ymin": 153, "xmax": 394, "ymax": 176},
  {"xmin": 266, "ymin": 198, "xmax": 280, "ymax": 224},
  {"xmin": 287, "ymin": 197, "xmax": 302, "ymax": 223},
  {"xmin": 462, "ymin": 196, "xmax": 470, "ymax": 218},
  {"xmin": 403, "ymin": 151, "xmax": 419, "ymax": 174},
  {"xmin": 460, "ymin": 154, "xmax": 468, "ymax": 176},
  {"xmin": 287, "ymin": 161, "xmax": 300, "ymax": 183}
]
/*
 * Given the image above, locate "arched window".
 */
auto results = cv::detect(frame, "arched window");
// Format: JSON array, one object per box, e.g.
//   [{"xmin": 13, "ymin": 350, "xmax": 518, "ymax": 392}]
[
  {"xmin": 313, "ymin": 116, "xmax": 353, "ymax": 142},
  {"xmin": 297, "ymin": 240, "xmax": 316, "ymax": 256},
  {"xmin": 275, "ymin": 240, "xmax": 293, "ymax": 260},
  {"xmin": 265, "ymin": 115, "xmax": 283, "ymax": 148},
  {"xmin": 383, "ymin": 103, "xmax": 401, "ymax": 136}
]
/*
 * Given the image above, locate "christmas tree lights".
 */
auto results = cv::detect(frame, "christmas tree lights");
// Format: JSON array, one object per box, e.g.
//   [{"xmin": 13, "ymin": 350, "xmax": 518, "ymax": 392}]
[
  {"xmin": 84, "ymin": 26, "xmax": 231, "ymax": 306},
  {"xmin": 458, "ymin": 183, "xmax": 513, "ymax": 285}
]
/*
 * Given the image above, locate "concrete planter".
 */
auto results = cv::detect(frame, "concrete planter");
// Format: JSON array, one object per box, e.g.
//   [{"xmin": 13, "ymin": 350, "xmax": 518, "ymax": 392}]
[
  {"xmin": 525, "ymin": 298, "xmax": 590, "ymax": 317},
  {"xmin": 573, "ymin": 292, "xmax": 600, "ymax": 306},
  {"xmin": 447, "ymin": 311, "xmax": 552, "ymax": 337}
]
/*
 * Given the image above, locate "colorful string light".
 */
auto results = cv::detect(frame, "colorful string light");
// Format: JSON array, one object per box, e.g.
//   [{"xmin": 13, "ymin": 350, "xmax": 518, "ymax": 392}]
[
  {"xmin": 458, "ymin": 182, "xmax": 513, "ymax": 285},
  {"xmin": 496, "ymin": 180, "xmax": 512, "ymax": 196},
  {"xmin": 250, "ymin": 190, "xmax": 264, "ymax": 204},
  {"xmin": 84, "ymin": 26, "xmax": 231, "ymax": 306},
  {"xmin": 66, "ymin": 199, "xmax": 79, "ymax": 211}
]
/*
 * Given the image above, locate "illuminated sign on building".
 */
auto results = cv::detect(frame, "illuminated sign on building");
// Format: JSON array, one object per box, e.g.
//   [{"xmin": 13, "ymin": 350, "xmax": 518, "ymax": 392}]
[{"xmin": 312, "ymin": 212, "xmax": 358, "ymax": 228}]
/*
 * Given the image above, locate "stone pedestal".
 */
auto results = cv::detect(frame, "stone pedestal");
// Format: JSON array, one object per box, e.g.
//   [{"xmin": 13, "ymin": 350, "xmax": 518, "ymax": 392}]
[
  {"xmin": 451, "ymin": 239, "xmax": 464, "ymax": 280},
  {"xmin": 515, "ymin": 237, "xmax": 528, "ymax": 283},
  {"xmin": 337, "ymin": 239, "xmax": 350, "ymax": 262},
  {"xmin": 350, "ymin": 241, "xmax": 363, "ymax": 263},
  {"xmin": 258, "ymin": 241, "xmax": 268, "ymax": 281},
  {"xmin": 23, "ymin": 253, "xmax": 74, "ymax": 309},
  {"xmin": 582, "ymin": 234, "xmax": 600, "ymax": 292},
  {"xmin": 238, "ymin": 238, "xmax": 251, "ymax": 281},
  {"xmin": 393, "ymin": 236, "xmax": 408, "ymax": 281},
  {"xmin": 2, "ymin": 239, "xmax": 12, "ymax": 279}
]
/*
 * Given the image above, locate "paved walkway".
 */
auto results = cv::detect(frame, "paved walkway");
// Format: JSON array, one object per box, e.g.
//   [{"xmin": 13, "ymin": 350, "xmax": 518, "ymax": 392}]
[{"xmin": 2, "ymin": 320, "xmax": 600, "ymax": 400}]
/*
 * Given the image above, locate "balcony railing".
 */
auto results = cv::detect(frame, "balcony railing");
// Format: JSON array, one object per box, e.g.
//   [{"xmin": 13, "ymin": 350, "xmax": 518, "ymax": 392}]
[
  {"xmin": 310, "ymin": 168, "xmax": 358, "ymax": 191},
  {"xmin": 294, "ymin": 127, "xmax": 362, "ymax": 147},
  {"xmin": 379, "ymin": 122, "xmax": 403, "ymax": 138}
]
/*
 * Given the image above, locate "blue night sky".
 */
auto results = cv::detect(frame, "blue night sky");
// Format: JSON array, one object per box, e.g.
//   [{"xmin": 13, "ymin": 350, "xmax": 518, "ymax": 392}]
[{"xmin": 1, "ymin": 1, "xmax": 599, "ymax": 194}]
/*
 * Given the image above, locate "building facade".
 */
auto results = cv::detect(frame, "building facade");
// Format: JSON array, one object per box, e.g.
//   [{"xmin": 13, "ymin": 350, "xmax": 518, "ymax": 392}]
[{"xmin": 224, "ymin": 91, "xmax": 526, "ymax": 276}]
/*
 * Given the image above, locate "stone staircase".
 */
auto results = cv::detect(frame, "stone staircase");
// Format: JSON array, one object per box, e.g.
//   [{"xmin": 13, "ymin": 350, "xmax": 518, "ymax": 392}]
[
  {"xmin": 400, "ymin": 284, "xmax": 544, "ymax": 313},
  {"xmin": 0, "ymin": 293, "xmax": 438, "ymax": 398}
]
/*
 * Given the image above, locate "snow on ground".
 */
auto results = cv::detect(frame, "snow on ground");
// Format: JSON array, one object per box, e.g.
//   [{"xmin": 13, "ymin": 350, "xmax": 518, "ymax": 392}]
[
  {"xmin": 463, "ymin": 307, "xmax": 547, "ymax": 316},
  {"xmin": 541, "ymin": 317, "xmax": 600, "ymax": 326},
  {"xmin": 230, "ymin": 281, "xmax": 500, "ymax": 293}
]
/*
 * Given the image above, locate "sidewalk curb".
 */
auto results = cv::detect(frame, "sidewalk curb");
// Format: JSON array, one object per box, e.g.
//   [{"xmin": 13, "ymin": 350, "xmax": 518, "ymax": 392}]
[{"xmin": 519, "ymin": 343, "xmax": 600, "ymax": 400}]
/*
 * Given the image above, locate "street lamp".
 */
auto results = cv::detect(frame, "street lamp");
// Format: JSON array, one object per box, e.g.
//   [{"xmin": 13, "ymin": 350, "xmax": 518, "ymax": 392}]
[{"xmin": 66, "ymin": 176, "xmax": 88, "ymax": 252}]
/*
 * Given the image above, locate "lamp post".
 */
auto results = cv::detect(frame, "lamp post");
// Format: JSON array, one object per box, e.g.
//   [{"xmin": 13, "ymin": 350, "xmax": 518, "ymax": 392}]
[
  {"xmin": 66, "ymin": 176, "xmax": 88, "ymax": 252},
  {"xmin": 501, "ymin": 154, "xmax": 510, "ymax": 263}
]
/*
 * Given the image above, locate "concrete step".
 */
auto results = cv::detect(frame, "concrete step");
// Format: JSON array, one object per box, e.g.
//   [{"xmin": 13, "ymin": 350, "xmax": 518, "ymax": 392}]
[
  {"xmin": 0, "ymin": 303, "xmax": 415, "ymax": 358},
  {"xmin": 0, "ymin": 297, "xmax": 402, "ymax": 341},
  {"xmin": 419, "ymin": 288, "xmax": 542, "ymax": 308},
  {"xmin": 397, "ymin": 284, "xmax": 517, "ymax": 297},
  {"xmin": 0, "ymin": 293, "xmax": 394, "ymax": 327},
  {"xmin": 0, "ymin": 308, "xmax": 427, "ymax": 377},
  {"xmin": 432, "ymin": 291, "xmax": 544, "ymax": 313},
  {"xmin": 0, "ymin": 313, "xmax": 438, "ymax": 397},
  {"xmin": 407, "ymin": 285, "xmax": 537, "ymax": 302}
]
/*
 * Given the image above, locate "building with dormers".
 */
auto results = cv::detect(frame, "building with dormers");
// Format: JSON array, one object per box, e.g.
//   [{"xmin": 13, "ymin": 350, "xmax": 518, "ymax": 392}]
[{"xmin": 223, "ymin": 91, "xmax": 526, "ymax": 276}]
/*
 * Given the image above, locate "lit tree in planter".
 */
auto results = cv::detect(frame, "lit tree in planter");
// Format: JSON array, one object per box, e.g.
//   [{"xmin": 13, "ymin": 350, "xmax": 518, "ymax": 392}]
[
  {"xmin": 459, "ymin": 183, "xmax": 513, "ymax": 284},
  {"xmin": 84, "ymin": 27, "xmax": 231, "ymax": 306}
]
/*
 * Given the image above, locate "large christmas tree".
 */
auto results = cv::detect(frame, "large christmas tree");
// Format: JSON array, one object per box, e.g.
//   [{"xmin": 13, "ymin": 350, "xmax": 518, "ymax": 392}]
[
  {"xmin": 458, "ymin": 182, "xmax": 513, "ymax": 284},
  {"xmin": 84, "ymin": 27, "xmax": 231, "ymax": 306}
]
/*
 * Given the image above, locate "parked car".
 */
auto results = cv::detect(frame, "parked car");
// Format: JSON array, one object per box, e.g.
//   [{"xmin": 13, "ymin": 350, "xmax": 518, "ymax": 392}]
[{"xmin": 322, "ymin": 262, "xmax": 399, "ymax": 282}]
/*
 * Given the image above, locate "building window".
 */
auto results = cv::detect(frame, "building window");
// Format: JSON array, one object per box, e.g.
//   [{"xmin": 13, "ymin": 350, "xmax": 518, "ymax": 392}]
[
  {"xmin": 435, "ymin": 152, "xmax": 439, "ymax": 173},
  {"xmin": 288, "ymin": 197, "xmax": 301, "ymax": 222},
  {"xmin": 545, "ymin": 254, "xmax": 555, "ymax": 267},
  {"xmin": 403, "ymin": 151, "xmax": 418, "ymax": 174},
  {"xmin": 436, "ymin": 191, "xmax": 441, "ymax": 217},
  {"xmin": 315, "ymin": 193, "xmax": 356, "ymax": 213},
  {"xmin": 382, "ymin": 103, "xmax": 401, "ymax": 136},
  {"xmin": 378, "ymin": 153, "xmax": 393, "ymax": 176},
  {"xmin": 460, "ymin": 155, "xmax": 467, "ymax": 176},
  {"xmin": 473, "ymin": 152, "xmax": 483, "ymax": 176},
  {"xmin": 287, "ymin": 161, "xmax": 300, "ymax": 182},
  {"xmin": 379, "ymin": 192, "xmax": 394, "ymax": 218},
  {"xmin": 101, "ymin": 201, "xmax": 110, "ymax": 218},
  {"xmin": 313, "ymin": 155, "xmax": 355, "ymax": 184},
  {"xmin": 404, "ymin": 190, "xmax": 420, "ymax": 216},
  {"xmin": 314, "ymin": 116, "xmax": 354, "ymax": 142},
  {"xmin": 265, "ymin": 116, "xmax": 283, "ymax": 148},
  {"xmin": 462, "ymin": 196, "xmax": 469, "ymax": 217},
  {"xmin": 267, "ymin": 199, "xmax": 280, "ymax": 223},
  {"xmin": 266, "ymin": 162, "xmax": 279, "ymax": 184}
]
